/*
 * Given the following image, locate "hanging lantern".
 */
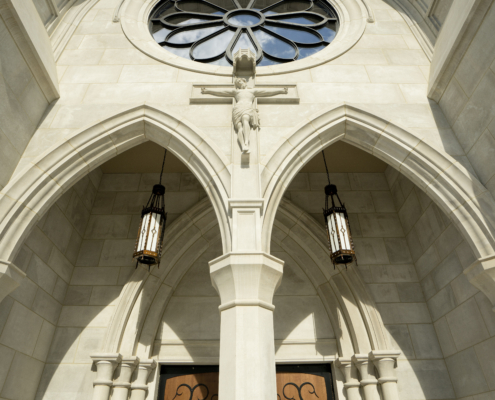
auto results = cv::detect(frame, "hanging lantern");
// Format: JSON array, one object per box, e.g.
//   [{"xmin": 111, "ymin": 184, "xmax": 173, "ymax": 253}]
[
  {"xmin": 321, "ymin": 151, "xmax": 356, "ymax": 267},
  {"xmin": 133, "ymin": 149, "xmax": 168, "ymax": 268}
]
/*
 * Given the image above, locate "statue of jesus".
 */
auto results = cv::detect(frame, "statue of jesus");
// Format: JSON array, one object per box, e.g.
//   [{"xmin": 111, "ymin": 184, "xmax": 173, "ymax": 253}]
[{"xmin": 202, "ymin": 78, "xmax": 288, "ymax": 153}]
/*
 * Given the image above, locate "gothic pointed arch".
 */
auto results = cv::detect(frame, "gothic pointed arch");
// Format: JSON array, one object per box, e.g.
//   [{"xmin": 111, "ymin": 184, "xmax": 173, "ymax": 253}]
[
  {"xmin": 0, "ymin": 104, "xmax": 232, "ymax": 268},
  {"xmin": 260, "ymin": 103, "xmax": 495, "ymax": 305}
]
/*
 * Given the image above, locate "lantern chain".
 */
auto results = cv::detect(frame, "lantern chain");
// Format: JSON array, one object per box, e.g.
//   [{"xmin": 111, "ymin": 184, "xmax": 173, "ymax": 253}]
[
  {"xmin": 321, "ymin": 150, "xmax": 331, "ymax": 186},
  {"xmin": 159, "ymin": 148, "xmax": 167, "ymax": 185}
]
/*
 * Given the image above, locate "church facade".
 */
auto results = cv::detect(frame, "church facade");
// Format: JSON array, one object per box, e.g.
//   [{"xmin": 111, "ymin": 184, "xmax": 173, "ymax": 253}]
[{"xmin": 1, "ymin": 0, "xmax": 495, "ymax": 399}]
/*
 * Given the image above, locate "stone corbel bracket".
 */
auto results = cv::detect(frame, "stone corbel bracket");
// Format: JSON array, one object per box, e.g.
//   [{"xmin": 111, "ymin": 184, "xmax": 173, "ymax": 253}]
[
  {"xmin": 464, "ymin": 255, "xmax": 495, "ymax": 311},
  {"xmin": 0, "ymin": 260, "xmax": 26, "ymax": 303},
  {"xmin": 233, "ymin": 49, "xmax": 256, "ymax": 77}
]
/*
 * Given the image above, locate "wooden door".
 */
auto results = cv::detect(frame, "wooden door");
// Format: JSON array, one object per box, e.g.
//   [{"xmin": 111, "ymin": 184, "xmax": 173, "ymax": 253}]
[{"xmin": 159, "ymin": 365, "xmax": 333, "ymax": 400}]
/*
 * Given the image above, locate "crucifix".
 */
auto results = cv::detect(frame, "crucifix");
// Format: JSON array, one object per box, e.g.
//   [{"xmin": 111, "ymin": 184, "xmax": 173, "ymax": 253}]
[
  {"xmin": 201, "ymin": 79, "xmax": 288, "ymax": 154},
  {"xmin": 190, "ymin": 49, "xmax": 299, "ymax": 159}
]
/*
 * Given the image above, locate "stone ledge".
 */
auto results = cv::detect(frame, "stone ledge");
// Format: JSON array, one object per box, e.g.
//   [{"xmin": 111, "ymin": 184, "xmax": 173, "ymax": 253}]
[{"xmin": 0, "ymin": 260, "xmax": 26, "ymax": 303}]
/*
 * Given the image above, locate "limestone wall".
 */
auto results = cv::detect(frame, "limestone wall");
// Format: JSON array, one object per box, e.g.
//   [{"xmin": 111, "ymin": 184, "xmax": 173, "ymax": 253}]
[
  {"xmin": 0, "ymin": 12, "xmax": 50, "ymax": 190},
  {"xmin": 436, "ymin": 1, "xmax": 495, "ymax": 200},
  {"xmin": 386, "ymin": 165, "xmax": 495, "ymax": 399},
  {"xmin": 34, "ymin": 172, "xmax": 206, "ymax": 400},
  {"xmin": 0, "ymin": 168, "xmax": 100, "ymax": 399}
]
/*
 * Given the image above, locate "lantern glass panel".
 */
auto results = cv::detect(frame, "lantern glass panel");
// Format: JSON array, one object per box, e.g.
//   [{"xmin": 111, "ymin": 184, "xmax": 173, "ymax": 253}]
[{"xmin": 336, "ymin": 211, "xmax": 351, "ymax": 251}]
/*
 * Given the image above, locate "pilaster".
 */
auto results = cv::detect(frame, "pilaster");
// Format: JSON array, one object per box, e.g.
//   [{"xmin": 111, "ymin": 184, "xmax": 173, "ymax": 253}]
[
  {"xmin": 352, "ymin": 354, "xmax": 379, "ymax": 400},
  {"xmin": 209, "ymin": 252, "xmax": 283, "ymax": 400},
  {"xmin": 130, "ymin": 359, "xmax": 157, "ymax": 400},
  {"xmin": 112, "ymin": 356, "xmax": 139, "ymax": 400},
  {"xmin": 91, "ymin": 353, "xmax": 122, "ymax": 400},
  {"xmin": 370, "ymin": 351, "xmax": 400, "ymax": 400}
]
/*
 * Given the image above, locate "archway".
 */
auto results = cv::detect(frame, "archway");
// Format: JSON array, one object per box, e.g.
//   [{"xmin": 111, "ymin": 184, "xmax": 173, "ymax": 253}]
[
  {"xmin": 0, "ymin": 104, "xmax": 232, "ymax": 267},
  {"xmin": 260, "ymin": 103, "xmax": 495, "ymax": 304}
]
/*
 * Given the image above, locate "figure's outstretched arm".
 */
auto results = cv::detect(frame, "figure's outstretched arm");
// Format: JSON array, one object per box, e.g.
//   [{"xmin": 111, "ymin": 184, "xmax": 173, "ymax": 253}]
[
  {"xmin": 201, "ymin": 87, "xmax": 236, "ymax": 97},
  {"xmin": 253, "ymin": 87, "xmax": 288, "ymax": 97}
]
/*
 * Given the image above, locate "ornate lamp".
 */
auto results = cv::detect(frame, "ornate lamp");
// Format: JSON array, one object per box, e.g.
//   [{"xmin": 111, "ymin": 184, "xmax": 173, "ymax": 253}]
[
  {"xmin": 133, "ymin": 149, "xmax": 168, "ymax": 269},
  {"xmin": 321, "ymin": 151, "xmax": 356, "ymax": 267}
]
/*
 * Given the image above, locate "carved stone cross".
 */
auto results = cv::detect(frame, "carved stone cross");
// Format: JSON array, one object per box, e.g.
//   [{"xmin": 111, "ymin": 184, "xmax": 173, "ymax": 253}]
[{"xmin": 190, "ymin": 49, "xmax": 299, "ymax": 156}]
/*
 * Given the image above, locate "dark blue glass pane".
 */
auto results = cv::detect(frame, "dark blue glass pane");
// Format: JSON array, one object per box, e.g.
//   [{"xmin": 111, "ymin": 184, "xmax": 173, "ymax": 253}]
[
  {"xmin": 207, "ymin": 56, "xmax": 231, "ymax": 65},
  {"xmin": 228, "ymin": 13, "xmax": 261, "ymax": 26},
  {"xmin": 207, "ymin": 0, "xmax": 237, "ymax": 9},
  {"xmin": 232, "ymin": 33, "xmax": 257, "ymax": 54},
  {"xmin": 192, "ymin": 29, "xmax": 235, "ymax": 59},
  {"xmin": 297, "ymin": 44, "xmax": 326, "ymax": 59},
  {"xmin": 316, "ymin": 22, "xmax": 337, "ymax": 42},
  {"xmin": 258, "ymin": 55, "xmax": 282, "ymax": 66},
  {"xmin": 152, "ymin": 1, "xmax": 175, "ymax": 18},
  {"xmin": 176, "ymin": 17, "xmax": 215, "ymax": 25},
  {"xmin": 162, "ymin": 45, "xmax": 192, "ymax": 58},
  {"xmin": 152, "ymin": 27, "xmax": 173, "ymax": 42},
  {"xmin": 252, "ymin": 0, "xmax": 280, "ymax": 10},
  {"xmin": 167, "ymin": 25, "xmax": 223, "ymax": 44},
  {"xmin": 265, "ymin": 25, "xmax": 321, "ymax": 44},
  {"xmin": 270, "ymin": 14, "xmax": 322, "ymax": 25},
  {"xmin": 253, "ymin": 29, "xmax": 295, "ymax": 59},
  {"xmin": 268, "ymin": 0, "xmax": 310, "ymax": 13},
  {"xmin": 176, "ymin": 0, "xmax": 226, "ymax": 13}
]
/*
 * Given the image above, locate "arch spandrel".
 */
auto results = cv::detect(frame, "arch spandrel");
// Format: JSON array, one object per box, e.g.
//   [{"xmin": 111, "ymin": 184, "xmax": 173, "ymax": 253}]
[{"xmin": 0, "ymin": 105, "xmax": 232, "ymax": 264}]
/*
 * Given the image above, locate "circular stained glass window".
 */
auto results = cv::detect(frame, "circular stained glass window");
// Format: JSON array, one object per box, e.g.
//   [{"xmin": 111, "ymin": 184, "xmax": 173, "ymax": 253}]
[{"xmin": 149, "ymin": 0, "xmax": 339, "ymax": 66}]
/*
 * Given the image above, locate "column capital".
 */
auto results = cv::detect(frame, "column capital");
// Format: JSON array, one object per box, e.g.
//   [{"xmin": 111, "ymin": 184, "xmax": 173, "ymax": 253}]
[
  {"xmin": 351, "ymin": 354, "xmax": 378, "ymax": 386},
  {"xmin": 130, "ymin": 359, "xmax": 157, "ymax": 398},
  {"xmin": 369, "ymin": 350, "xmax": 400, "ymax": 361},
  {"xmin": 335, "ymin": 357, "xmax": 360, "ymax": 389},
  {"xmin": 369, "ymin": 351, "xmax": 400, "ymax": 385},
  {"xmin": 90, "ymin": 353, "xmax": 122, "ymax": 364},
  {"xmin": 209, "ymin": 252, "xmax": 283, "ymax": 309},
  {"xmin": 91, "ymin": 353, "xmax": 121, "ymax": 400},
  {"xmin": 114, "ymin": 356, "xmax": 139, "ymax": 388}
]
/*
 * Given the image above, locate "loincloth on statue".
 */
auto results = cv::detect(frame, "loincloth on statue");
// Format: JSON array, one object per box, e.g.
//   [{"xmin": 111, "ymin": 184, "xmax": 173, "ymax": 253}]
[{"xmin": 232, "ymin": 102, "xmax": 260, "ymax": 129}]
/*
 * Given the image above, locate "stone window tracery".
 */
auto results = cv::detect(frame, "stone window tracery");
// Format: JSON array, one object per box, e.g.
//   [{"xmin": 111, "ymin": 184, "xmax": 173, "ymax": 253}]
[{"xmin": 149, "ymin": 0, "xmax": 339, "ymax": 66}]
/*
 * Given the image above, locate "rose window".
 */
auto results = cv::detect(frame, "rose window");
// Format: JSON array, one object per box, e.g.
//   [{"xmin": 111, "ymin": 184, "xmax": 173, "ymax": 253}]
[{"xmin": 149, "ymin": 0, "xmax": 339, "ymax": 66}]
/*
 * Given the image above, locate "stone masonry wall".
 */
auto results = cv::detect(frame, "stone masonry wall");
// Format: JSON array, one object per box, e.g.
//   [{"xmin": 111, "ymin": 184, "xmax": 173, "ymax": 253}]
[
  {"xmin": 0, "ymin": 168, "xmax": 101, "ymax": 400},
  {"xmin": 34, "ymin": 172, "xmax": 206, "ymax": 400},
  {"xmin": 386, "ymin": 165, "xmax": 495, "ymax": 399},
  {"xmin": 285, "ymin": 171, "xmax": 455, "ymax": 400},
  {"xmin": 437, "ymin": 1, "xmax": 495, "ymax": 201}
]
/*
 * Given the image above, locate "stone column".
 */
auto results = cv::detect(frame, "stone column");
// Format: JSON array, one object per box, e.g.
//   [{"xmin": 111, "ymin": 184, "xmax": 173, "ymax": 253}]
[
  {"xmin": 352, "ymin": 354, "xmax": 379, "ymax": 400},
  {"xmin": 370, "ymin": 351, "xmax": 400, "ymax": 400},
  {"xmin": 130, "ymin": 359, "xmax": 157, "ymax": 400},
  {"xmin": 209, "ymin": 252, "xmax": 283, "ymax": 400},
  {"xmin": 91, "ymin": 353, "xmax": 122, "ymax": 400},
  {"xmin": 112, "ymin": 356, "xmax": 139, "ymax": 400},
  {"xmin": 335, "ymin": 358, "xmax": 361, "ymax": 400}
]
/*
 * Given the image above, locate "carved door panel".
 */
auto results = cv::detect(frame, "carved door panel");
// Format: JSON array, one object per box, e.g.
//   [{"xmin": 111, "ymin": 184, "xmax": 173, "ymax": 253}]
[
  {"xmin": 159, "ymin": 365, "xmax": 333, "ymax": 400},
  {"xmin": 159, "ymin": 366, "xmax": 219, "ymax": 400},
  {"xmin": 276, "ymin": 364, "xmax": 334, "ymax": 400},
  {"xmin": 276, "ymin": 373, "xmax": 326, "ymax": 400}
]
